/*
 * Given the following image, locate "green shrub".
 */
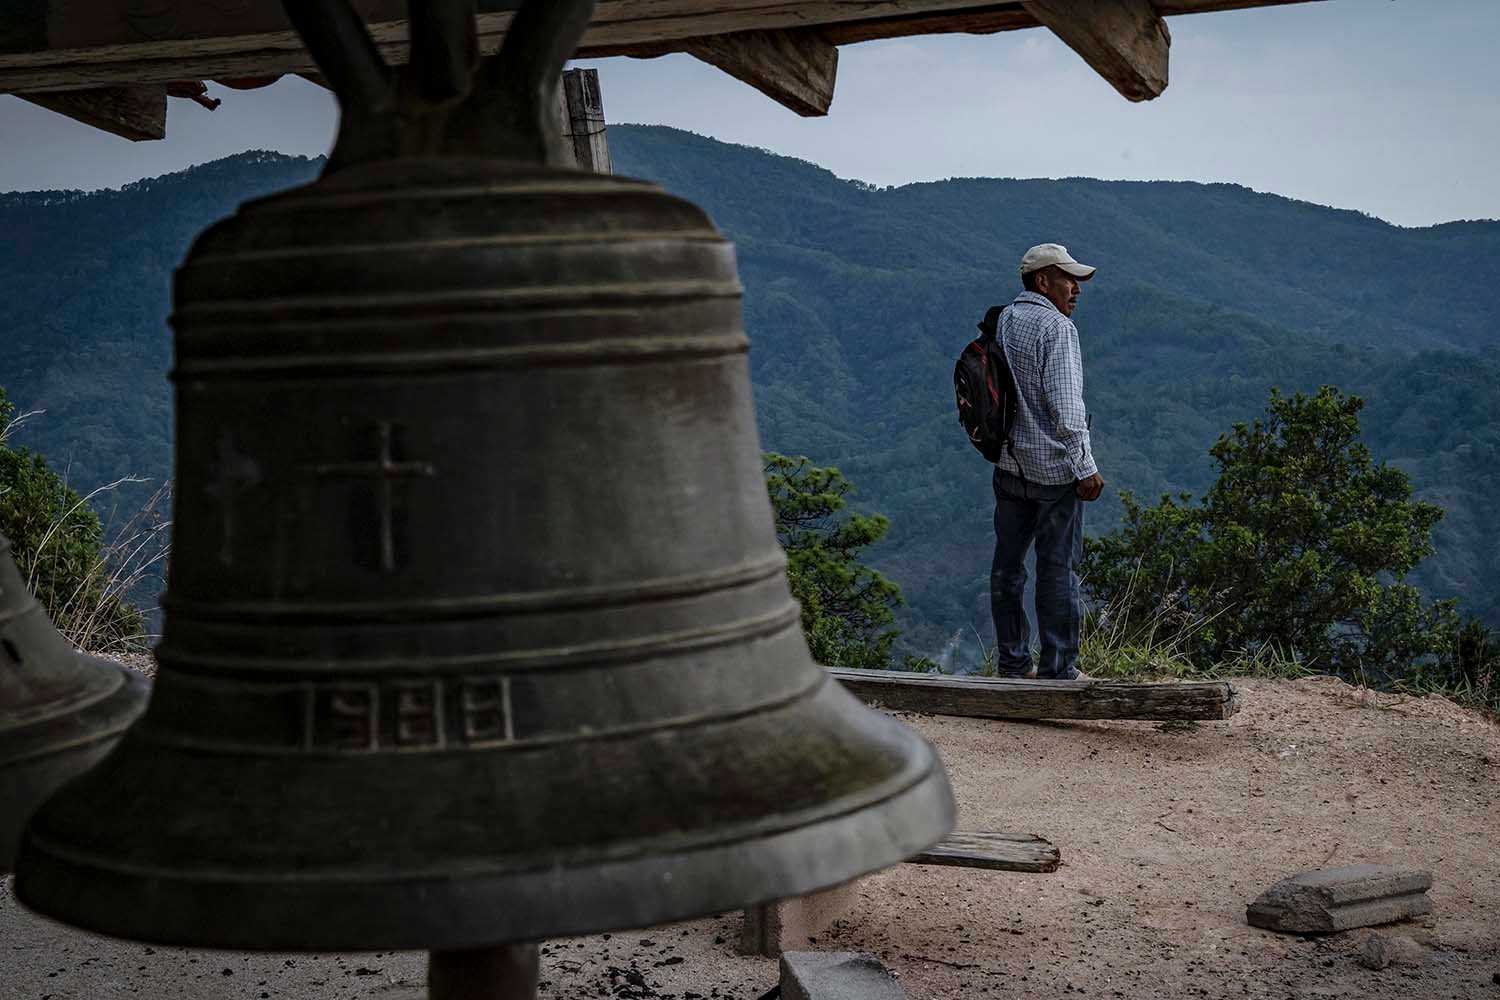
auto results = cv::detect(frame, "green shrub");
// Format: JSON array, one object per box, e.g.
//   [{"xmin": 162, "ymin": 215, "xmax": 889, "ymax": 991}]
[
  {"xmin": 0, "ymin": 388, "xmax": 151, "ymax": 651},
  {"xmin": 1083, "ymin": 387, "xmax": 1455, "ymax": 680},
  {"xmin": 765, "ymin": 453, "xmax": 904, "ymax": 669}
]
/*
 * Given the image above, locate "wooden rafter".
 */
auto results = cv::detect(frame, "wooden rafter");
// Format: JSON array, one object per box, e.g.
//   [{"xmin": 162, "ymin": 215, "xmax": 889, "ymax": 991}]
[
  {"xmin": 684, "ymin": 27, "xmax": 838, "ymax": 117},
  {"xmin": 18, "ymin": 84, "xmax": 165, "ymax": 140},
  {"xmin": 1021, "ymin": 0, "xmax": 1171, "ymax": 101}
]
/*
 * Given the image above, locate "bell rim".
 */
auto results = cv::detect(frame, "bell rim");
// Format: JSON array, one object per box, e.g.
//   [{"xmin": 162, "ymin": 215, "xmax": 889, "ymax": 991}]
[
  {"xmin": 0, "ymin": 662, "xmax": 149, "ymax": 767},
  {"xmin": 2, "ymin": 665, "xmax": 149, "ymax": 871},
  {"xmin": 14, "ymin": 733, "xmax": 954, "ymax": 951}
]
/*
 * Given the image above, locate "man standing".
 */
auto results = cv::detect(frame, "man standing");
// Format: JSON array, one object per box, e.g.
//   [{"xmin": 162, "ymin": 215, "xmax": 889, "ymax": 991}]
[{"xmin": 991, "ymin": 243, "xmax": 1104, "ymax": 680}]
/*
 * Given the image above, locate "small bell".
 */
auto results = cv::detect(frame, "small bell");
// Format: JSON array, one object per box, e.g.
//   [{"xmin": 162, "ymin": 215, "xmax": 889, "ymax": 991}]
[{"xmin": 0, "ymin": 533, "xmax": 149, "ymax": 869}]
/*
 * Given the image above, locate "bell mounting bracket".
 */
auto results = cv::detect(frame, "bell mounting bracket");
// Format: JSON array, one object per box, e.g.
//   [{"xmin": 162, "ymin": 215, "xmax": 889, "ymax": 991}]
[{"xmin": 283, "ymin": 0, "xmax": 597, "ymax": 172}]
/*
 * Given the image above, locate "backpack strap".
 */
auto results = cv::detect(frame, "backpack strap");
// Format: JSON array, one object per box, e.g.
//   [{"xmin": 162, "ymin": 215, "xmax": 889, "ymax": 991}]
[
  {"xmin": 977, "ymin": 305, "xmax": 1006, "ymax": 339},
  {"xmin": 979, "ymin": 305, "xmax": 1024, "ymax": 475}
]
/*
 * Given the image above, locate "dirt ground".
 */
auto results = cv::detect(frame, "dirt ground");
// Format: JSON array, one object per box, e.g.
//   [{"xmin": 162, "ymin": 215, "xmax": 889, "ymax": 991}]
[{"xmin": 3, "ymin": 675, "xmax": 1497, "ymax": 999}]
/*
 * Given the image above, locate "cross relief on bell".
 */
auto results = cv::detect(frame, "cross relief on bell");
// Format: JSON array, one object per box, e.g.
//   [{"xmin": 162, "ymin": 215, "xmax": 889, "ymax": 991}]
[{"xmin": 307, "ymin": 420, "xmax": 437, "ymax": 573}]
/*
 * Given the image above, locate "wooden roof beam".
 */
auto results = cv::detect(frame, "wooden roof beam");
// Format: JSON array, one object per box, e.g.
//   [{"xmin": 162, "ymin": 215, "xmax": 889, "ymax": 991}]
[
  {"xmin": 0, "ymin": 0, "xmax": 1319, "ymax": 129},
  {"xmin": 683, "ymin": 27, "xmax": 838, "ymax": 117},
  {"xmin": 18, "ymin": 83, "xmax": 166, "ymax": 140},
  {"xmin": 1020, "ymin": 0, "xmax": 1170, "ymax": 102},
  {"xmin": 822, "ymin": 5, "xmax": 1034, "ymax": 45}
]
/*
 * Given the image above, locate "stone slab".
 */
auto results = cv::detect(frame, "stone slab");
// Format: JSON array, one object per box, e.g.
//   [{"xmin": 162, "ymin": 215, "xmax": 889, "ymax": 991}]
[
  {"xmin": 780, "ymin": 951, "xmax": 906, "ymax": 1000},
  {"xmin": 1246, "ymin": 865, "xmax": 1433, "ymax": 933}
]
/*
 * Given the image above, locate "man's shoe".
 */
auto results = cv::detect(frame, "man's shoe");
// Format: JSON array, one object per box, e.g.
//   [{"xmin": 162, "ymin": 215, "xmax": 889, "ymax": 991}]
[
  {"xmin": 1068, "ymin": 669, "xmax": 1093, "ymax": 682},
  {"xmin": 1024, "ymin": 664, "xmax": 1038, "ymax": 679}
]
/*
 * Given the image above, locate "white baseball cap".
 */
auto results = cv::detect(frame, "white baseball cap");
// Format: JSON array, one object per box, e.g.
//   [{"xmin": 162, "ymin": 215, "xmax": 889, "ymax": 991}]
[{"xmin": 1019, "ymin": 243, "xmax": 1096, "ymax": 280}]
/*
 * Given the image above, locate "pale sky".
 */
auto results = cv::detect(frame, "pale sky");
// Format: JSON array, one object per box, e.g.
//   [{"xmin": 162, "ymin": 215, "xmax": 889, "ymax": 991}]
[{"xmin": 1, "ymin": 0, "xmax": 1495, "ymax": 227}]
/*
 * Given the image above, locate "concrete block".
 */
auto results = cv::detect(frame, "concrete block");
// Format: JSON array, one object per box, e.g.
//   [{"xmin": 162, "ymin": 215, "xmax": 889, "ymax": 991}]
[
  {"xmin": 780, "ymin": 951, "xmax": 905, "ymax": 1000},
  {"xmin": 739, "ymin": 880, "xmax": 861, "ymax": 958},
  {"xmin": 1246, "ymin": 865, "xmax": 1432, "ymax": 934}
]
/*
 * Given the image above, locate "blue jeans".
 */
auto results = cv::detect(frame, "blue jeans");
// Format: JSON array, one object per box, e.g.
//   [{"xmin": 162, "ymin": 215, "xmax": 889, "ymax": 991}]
[{"xmin": 990, "ymin": 469, "xmax": 1084, "ymax": 679}]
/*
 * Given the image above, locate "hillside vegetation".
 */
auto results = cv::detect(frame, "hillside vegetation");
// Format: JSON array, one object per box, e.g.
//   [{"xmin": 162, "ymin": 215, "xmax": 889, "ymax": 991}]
[{"xmin": 3, "ymin": 128, "xmax": 1498, "ymax": 661}]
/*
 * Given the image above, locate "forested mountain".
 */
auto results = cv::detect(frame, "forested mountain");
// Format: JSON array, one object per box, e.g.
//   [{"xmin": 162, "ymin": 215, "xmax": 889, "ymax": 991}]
[{"xmin": 4, "ymin": 128, "xmax": 1498, "ymax": 660}]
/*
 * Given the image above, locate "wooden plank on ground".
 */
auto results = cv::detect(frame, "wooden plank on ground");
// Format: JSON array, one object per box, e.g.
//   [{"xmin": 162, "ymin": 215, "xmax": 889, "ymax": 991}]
[
  {"xmin": 829, "ymin": 668, "xmax": 1241, "ymax": 721},
  {"xmin": 1020, "ymin": 0, "xmax": 1170, "ymax": 101},
  {"xmin": 910, "ymin": 831, "xmax": 1060, "ymax": 873},
  {"xmin": 683, "ymin": 27, "xmax": 838, "ymax": 117},
  {"xmin": 18, "ymin": 83, "xmax": 165, "ymax": 140}
]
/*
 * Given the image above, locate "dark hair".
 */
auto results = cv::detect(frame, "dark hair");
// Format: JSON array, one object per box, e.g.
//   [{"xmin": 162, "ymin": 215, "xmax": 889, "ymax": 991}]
[{"xmin": 1023, "ymin": 264, "xmax": 1069, "ymax": 293}]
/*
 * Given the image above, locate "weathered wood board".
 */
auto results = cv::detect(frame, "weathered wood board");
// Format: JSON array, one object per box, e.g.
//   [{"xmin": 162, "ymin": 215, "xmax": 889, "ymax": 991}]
[
  {"xmin": 19, "ymin": 83, "xmax": 165, "ymax": 140},
  {"xmin": 683, "ymin": 26, "xmax": 838, "ymax": 117},
  {"xmin": 909, "ymin": 830, "xmax": 1060, "ymax": 873},
  {"xmin": 830, "ymin": 667, "xmax": 1241, "ymax": 721},
  {"xmin": 1022, "ymin": 0, "xmax": 1170, "ymax": 101},
  {"xmin": 560, "ymin": 68, "xmax": 611, "ymax": 173}
]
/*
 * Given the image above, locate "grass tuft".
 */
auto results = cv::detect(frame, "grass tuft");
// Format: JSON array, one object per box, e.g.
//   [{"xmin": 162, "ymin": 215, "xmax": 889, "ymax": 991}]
[{"xmin": 28, "ymin": 477, "xmax": 171, "ymax": 654}]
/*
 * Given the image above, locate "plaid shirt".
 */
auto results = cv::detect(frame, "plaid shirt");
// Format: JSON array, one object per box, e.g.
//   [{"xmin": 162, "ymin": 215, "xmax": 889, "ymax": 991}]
[{"xmin": 996, "ymin": 290, "xmax": 1098, "ymax": 485}]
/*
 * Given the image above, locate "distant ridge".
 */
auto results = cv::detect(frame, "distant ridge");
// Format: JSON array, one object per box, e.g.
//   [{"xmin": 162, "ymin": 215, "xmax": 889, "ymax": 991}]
[{"xmin": 4, "ymin": 127, "xmax": 1498, "ymax": 654}]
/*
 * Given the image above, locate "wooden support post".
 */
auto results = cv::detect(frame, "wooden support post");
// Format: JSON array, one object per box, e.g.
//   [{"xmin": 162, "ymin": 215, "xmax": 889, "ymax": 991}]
[
  {"xmin": 829, "ymin": 668, "xmax": 1241, "ymax": 722},
  {"xmin": 683, "ymin": 27, "xmax": 838, "ymax": 117},
  {"xmin": 1020, "ymin": 0, "xmax": 1170, "ymax": 102},
  {"xmin": 429, "ymin": 945, "xmax": 540, "ymax": 1000},
  {"xmin": 560, "ymin": 67, "xmax": 611, "ymax": 173},
  {"xmin": 18, "ymin": 84, "xmax": 167, "ymax": 140},
  {"xmin": 740, "ymin": 880, "xmax": 862, "ymax": 958}
]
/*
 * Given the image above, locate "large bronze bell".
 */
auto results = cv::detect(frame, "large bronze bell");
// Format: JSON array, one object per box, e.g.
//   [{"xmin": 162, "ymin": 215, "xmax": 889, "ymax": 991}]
[
  {"xmin": 0, "ymin": 533, "xmax": 149, "ymax": 869},
  {"xmin": 16, "ymin": 0, "xmax": 954, "ymax": 959}
]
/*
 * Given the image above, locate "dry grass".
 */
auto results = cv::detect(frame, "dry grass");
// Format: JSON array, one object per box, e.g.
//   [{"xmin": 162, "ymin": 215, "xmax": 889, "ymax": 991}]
[{"xmin": 23, "ymin": 475, "xmax": 171, "ymax": 654}]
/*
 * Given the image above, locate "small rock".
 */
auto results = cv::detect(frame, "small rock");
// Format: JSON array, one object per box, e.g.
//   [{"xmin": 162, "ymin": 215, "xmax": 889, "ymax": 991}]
[{"xmin": 1358, "ymin": 933, "xmax": 1427, "ymax": 970}]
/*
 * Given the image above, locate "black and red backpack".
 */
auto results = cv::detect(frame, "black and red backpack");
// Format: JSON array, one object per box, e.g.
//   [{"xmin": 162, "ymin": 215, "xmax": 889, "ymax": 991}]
[{"xmin": 953, "ymin": 305, "xmax": 1019, "ymax": 463}]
